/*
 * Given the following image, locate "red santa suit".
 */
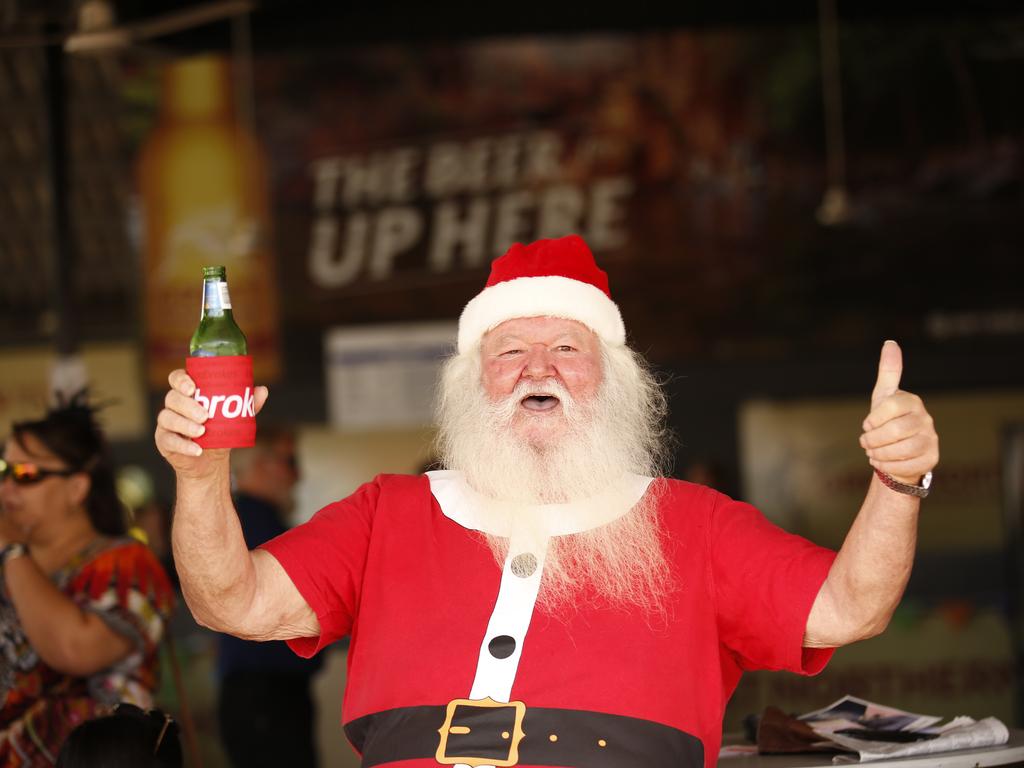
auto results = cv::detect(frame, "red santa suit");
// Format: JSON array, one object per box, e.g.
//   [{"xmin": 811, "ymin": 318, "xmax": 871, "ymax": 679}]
[{"xmin": 261, "ymin": 470, "xmax": 835, "ymax": 768}]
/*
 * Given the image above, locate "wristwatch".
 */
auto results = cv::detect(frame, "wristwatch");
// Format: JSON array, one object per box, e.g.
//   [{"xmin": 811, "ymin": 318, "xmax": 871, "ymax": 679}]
[
  {"xmin": 0, "ymin": 543, "xmax": 27, "ymax": 567},
  {"xmin": 874, "ymin": 468, "xmax": 932, "ymax": 499}
]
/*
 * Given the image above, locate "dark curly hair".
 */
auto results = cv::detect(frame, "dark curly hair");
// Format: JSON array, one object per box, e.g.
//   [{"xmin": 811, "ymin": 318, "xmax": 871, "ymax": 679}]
[
  {"xmin": 56, "ymin": 704, "xmax": 182, "ymax": 768},
  {"xmin": 10, "ymin": 390, "xmax": 126, "ymax": 536}
]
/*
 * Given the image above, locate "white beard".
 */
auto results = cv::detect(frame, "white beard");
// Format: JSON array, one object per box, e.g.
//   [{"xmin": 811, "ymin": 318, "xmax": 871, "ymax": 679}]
[{"xmin": 436, "ymin": 342, "xmax": 673, "ymax": 615}]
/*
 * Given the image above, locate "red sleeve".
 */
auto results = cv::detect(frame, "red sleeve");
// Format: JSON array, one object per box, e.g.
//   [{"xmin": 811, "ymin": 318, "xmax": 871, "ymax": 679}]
[
  {"xmin": 259, "ymin": 477, "xmax": 381, "ymax": 657},
  {"xmin": 708, "ymin": 491, "xmax": 836, "ymax": 675}
]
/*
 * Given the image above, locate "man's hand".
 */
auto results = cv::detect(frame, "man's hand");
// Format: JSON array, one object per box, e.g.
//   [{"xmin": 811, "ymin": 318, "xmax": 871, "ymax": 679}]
[
  {"xmin": 154, "ymin": 369, "xmax": 269, "ymax": 479},
  {"xmin": 806, "ymin": 340, "xmax": 936, "ymax": 647},
  {"xmin": 859, "ymin": 341, "xmax": 939, "ymax": 487},
  {"xmin": 157, "ymin": 369, "xmax": 315, "ymax": 638}
]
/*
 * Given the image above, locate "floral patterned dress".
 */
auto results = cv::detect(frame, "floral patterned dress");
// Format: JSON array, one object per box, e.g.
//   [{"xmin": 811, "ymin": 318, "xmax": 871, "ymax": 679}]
[{"xmin": 0, "ymin": 537, "xmax": 175, "ymax": 766}]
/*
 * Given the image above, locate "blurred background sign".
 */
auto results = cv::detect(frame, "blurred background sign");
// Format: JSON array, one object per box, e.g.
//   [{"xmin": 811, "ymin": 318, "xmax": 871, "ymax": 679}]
[
  {"xmin": 736, "ymin": 391, "xmax": 1024, "ymax": 729},
  {"xmin": 139, "ymin": 53, "xmax": 281, "ymax": 387},
  {"xmin": 324, "ymin": 322, "xmax": 455, "ymax": 431},
  {"xmin": 307, "ymin": 131, "xmax": 634, "ymax": 290},
  {"xmin": 740, "ymin": 392, "xmax": 1024, "ymax": 550}
]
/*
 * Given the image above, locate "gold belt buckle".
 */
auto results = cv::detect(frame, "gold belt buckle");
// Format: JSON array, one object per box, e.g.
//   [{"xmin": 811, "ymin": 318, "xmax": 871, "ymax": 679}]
[{"xmin": 436, "ymin": 696, "xmax": 527, "ymax": 767}]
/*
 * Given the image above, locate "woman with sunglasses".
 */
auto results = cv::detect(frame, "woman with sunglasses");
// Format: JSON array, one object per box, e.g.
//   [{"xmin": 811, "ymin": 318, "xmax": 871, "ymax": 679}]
[{"xmin": 0, "ymin": 393, "xmax": 175, "ymax": 766}]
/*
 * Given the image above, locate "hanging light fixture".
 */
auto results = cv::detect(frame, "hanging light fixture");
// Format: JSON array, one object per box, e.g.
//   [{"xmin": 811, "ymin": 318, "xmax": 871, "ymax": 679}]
[{"xmin": 816, "ymin": 0, "xmax": 852, "ymax": 226}]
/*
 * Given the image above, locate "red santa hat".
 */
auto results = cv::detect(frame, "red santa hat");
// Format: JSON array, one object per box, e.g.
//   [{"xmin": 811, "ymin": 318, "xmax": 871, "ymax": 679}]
[{"xmin": 457, "ymin": 234, "xmax": 626, "ymax": 353}]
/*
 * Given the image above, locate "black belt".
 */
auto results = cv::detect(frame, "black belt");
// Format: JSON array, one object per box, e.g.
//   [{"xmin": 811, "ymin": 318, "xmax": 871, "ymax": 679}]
[{"xmin": 345, "ymin": 698, "xmax": 703, "ymax": 767}]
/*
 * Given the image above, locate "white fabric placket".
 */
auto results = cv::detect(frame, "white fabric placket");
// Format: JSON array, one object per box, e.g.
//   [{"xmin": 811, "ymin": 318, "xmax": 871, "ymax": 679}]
[
  {"xmin": 427, "ymin": 470, "xmax": 653, "ymax": 768},
  {"xmin": 454, "ymin": 537, "xmax": 547, "ymax": 768},
  {"xmin": 468, "ymin": 537, "xmax": 547, "ymax": 702}
]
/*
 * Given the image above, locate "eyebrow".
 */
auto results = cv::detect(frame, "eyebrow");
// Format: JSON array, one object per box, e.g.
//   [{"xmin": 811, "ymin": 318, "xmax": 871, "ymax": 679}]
[
  {"xmin": 489, "ymin": 335, "xmax": 520, "ymax": 346},
  {"xmin": 552, "ymin": 333, "xmax": 585, "ymax": 344},
  {"xmin": 489, "ymin": 331, "xmax": 586, "ymax": 347}
]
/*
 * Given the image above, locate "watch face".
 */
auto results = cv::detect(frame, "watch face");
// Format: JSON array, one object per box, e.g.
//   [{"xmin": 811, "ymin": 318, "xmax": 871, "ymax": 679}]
[{"xmin": 921, "ymin": 471, "xmax": 933, "ymax": 490}]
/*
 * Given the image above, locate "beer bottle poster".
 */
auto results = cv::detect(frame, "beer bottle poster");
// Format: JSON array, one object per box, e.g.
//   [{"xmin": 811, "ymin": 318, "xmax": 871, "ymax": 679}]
[{"xmin": 138, "ymin": 54, "xmax": 281, "ymax": 388}]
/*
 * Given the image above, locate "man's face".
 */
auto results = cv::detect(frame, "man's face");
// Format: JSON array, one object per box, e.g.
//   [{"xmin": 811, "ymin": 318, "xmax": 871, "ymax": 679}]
[{"xmin": 480, "ymin": 316, "xmax": 603, "ymax": 445}]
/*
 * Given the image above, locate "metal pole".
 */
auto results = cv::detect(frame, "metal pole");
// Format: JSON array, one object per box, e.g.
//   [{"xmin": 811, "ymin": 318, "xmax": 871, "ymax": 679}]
[
  {"xmin": 43, "ymin": 32, "xmax": 76, "ymax": 358},
  {"xmin": 818, "ymin": 0, "xmax": 846, "ymax": 193},
  {"xmin": 1003, "ymin": 425, "xmax": 1024, "ymax": 726}
]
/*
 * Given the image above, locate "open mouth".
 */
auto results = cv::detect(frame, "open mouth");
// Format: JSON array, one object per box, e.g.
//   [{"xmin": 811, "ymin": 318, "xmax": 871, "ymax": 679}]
[{"xmin": 520, "ymin": 394, "xmax": 561, "ymax": 412}]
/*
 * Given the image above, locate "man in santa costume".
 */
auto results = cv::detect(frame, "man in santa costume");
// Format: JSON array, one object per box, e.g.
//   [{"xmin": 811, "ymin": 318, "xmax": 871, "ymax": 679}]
[{"xmin": 156, "ymin": 235, "xmax": 938, "ymax": 768}]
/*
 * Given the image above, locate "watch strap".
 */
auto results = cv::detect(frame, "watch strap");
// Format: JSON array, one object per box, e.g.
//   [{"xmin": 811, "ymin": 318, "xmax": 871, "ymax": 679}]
[
  {"xmin": 874, "ymin": 468, "xmax": 931, "ymax": 498},
  {"xmin": 0, "ymin": 542, "xmax": 27, "ymax": 566}
]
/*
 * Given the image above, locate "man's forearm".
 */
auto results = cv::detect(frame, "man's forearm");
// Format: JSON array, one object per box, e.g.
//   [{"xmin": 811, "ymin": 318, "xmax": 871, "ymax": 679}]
[
  {"xmin": 171, "ymin": 462, "xmax": 257, "ymax": 634},
  {"xmin": 157, "ymin": 375, "xmax": 315, "ymax": 639},
  {"xmin": 804, "ymin": 474, "xmax": 919, "ymax": 648}
]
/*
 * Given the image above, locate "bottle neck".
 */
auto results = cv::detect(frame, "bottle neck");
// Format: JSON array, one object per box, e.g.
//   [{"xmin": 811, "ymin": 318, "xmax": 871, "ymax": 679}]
[
  {"xmin": 201, "ymin": 278, "xmax": 233, "ymax": 318},
  {"xmin": 161, "ymin": 55, "xmax": 232, "ymax": 121}
]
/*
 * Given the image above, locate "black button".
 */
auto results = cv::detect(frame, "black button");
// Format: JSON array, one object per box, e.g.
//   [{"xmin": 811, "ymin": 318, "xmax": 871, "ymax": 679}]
[{"xmin": 488, "ymin": 635, "xmax": 516, "ymax": 659}]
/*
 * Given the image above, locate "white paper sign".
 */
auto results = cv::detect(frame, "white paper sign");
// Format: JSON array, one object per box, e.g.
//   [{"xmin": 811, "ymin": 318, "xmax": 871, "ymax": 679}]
[{"xmin": 325, "ymin": 322, "xmax": 456, "ymax": 430}]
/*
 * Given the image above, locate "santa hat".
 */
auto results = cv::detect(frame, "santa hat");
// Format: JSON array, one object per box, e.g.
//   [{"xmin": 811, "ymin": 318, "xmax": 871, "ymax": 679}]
[{"xmin": 457, "ymin": 234, "xmax": 626, "ymax": 353}]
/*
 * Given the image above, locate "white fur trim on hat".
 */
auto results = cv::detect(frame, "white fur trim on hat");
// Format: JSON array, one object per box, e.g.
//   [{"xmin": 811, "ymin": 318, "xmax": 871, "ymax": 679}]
[{"xmin": 457, "ymin": 275, "xmax": 626, "ymax": 353}]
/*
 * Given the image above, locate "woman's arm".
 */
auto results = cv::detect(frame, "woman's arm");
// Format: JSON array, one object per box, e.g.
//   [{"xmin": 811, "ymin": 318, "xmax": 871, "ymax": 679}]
[{"xmin": 2, "ymin": 551, "xmax": 134, "ymax": 676}]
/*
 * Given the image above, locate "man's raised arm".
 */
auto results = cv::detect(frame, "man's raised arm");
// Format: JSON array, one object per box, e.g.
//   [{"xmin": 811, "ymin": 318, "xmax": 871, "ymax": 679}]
[
  {"xmin": 155, "ymin": 369, "xmax": 319, "ymax": 641},
  {"xmin": 804, "ymin": 341, "xmax": 939, "ymax": 648}
]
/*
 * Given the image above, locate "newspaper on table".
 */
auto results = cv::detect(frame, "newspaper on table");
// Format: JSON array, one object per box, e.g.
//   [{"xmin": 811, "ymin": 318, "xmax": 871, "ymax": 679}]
[{"xmin": 797, "ymin": 695, "xmax": 1009, "ymax": 763}]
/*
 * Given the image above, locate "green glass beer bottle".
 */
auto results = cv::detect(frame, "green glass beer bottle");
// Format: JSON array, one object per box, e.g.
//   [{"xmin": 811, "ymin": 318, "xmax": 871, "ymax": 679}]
[{"xmin": 189, "ymin": 266, "xmax": 247, "ymax": 356}]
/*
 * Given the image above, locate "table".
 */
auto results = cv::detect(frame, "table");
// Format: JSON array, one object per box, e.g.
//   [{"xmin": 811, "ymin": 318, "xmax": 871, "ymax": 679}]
[{"xmin": 718, "ymin": 729, "xmax": 1024, "ymax": 768}]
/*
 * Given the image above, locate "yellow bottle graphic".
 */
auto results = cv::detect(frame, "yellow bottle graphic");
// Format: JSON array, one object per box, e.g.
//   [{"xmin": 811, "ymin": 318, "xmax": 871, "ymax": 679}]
[{"xmin": 139, "ymin": 54, "xmax": 280, "ymax": 387}]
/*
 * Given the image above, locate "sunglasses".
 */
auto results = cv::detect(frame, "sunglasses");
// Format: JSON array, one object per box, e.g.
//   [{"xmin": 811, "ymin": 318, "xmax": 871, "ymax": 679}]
[{"xmin": 0, "ymin": 458, "xmax": 78, "ymax": 486}]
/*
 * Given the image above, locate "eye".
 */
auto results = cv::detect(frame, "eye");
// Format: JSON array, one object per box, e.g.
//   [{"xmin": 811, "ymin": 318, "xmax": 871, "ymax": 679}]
[
  {"xmin": 555, "ymin": 345, "xmax": 576, "ymax": 353},
  {"xmin": 499, "ymin": 348, "xmax": 523, "ymax": 357}
]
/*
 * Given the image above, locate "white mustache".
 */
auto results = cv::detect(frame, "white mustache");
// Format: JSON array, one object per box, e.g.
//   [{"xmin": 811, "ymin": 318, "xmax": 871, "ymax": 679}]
[
  {"xmin": 512, "ymin": 378, "xmax": 573, "ymax": 402},
  {"xmin": 489, "ymin": 379, "xmax": 579, "ymax": 425}
]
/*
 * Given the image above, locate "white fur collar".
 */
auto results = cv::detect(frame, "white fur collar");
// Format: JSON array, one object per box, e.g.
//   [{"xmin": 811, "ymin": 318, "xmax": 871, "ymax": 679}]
[{"xmin": 426, "ymin": 469, "xmax": 653, "ymax": 537}]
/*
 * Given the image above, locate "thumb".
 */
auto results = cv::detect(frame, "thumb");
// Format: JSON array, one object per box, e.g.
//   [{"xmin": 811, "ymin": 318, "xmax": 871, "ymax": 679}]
[
  {"xmin": 871, "ymin": 340, "xmax": 903, "ymax": 408},
  {"xmin": 254, "ymin": 385, "xmax": 270, "ymax": 415}
]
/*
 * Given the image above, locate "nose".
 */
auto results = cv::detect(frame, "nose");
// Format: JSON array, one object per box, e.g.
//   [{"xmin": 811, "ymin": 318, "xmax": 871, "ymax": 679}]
[
  {"xmin": 0, "ymin": 475, "xmax": 16, "ymax": 505},
  {"xmin": 523, "ymin": 345, "xmax": 556, "ymax": 378}
]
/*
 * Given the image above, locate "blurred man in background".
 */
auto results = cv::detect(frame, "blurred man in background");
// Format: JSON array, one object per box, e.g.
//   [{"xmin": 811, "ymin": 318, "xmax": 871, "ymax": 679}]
[{"xmin": 216, "ymin": 426, "xmax": 322, "ymax": 768}]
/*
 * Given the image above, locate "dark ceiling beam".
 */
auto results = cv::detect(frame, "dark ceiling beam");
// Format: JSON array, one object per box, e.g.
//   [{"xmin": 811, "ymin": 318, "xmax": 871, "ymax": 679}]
[{"xmin": 104, "ymin": 0, "xmax": 1024, "ymax": 53}]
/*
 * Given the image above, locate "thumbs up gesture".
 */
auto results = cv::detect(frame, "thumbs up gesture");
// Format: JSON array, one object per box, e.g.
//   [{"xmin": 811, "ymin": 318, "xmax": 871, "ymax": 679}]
[{"xmin": 859, "ymin": 341, "xmax": 940, "ymax": 487}]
